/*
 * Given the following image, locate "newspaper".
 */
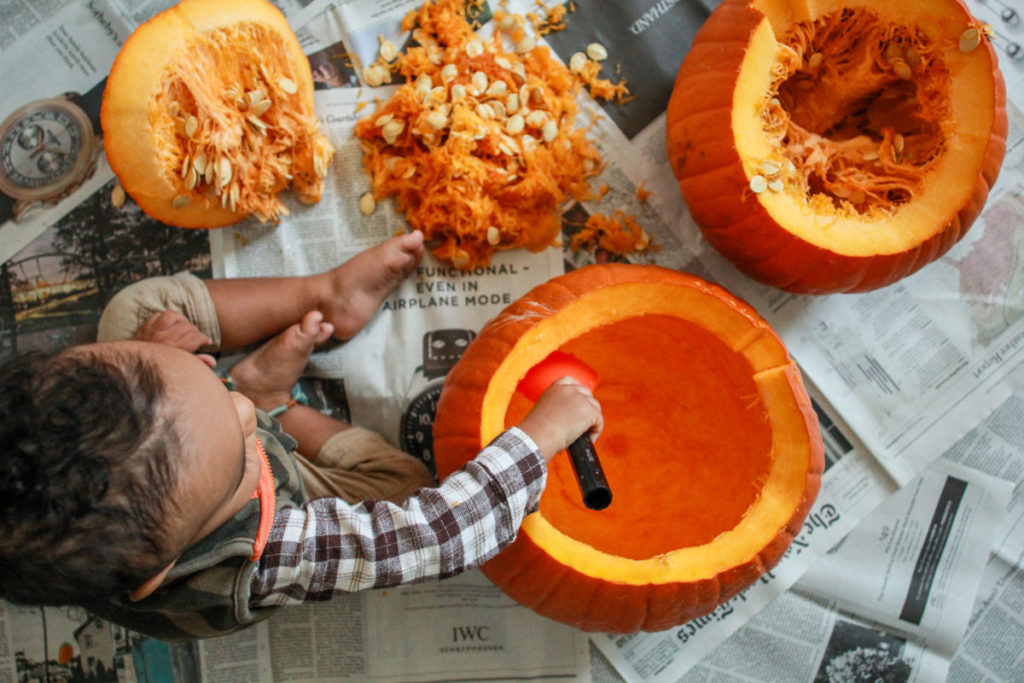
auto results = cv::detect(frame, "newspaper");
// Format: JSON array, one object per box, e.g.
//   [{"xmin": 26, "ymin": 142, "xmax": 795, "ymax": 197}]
[{"xmin": 1, "ymin": 0, "xmax": 1023, "ymax": 682}]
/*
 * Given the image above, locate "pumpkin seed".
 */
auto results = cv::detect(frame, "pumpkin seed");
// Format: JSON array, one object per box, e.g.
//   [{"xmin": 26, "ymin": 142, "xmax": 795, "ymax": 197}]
[
  {"xmin": 749, "ymin": 174, "xmax": 768, "ymax": 193},
  {"xmin": 959, "ymin": 27, "xmax": 981, "ymax": 52},
  {"xmin": 506, "ymin": 93, "xmax": 520, "ymax": 113},
  {"xmin": 451, "ymin": 84, "xmax": 468, "ymax": 101},
  {"xmin": 759, "ymin": 160, "xmax": 780, "ymax": 176},
  {"xmin": 185, "ymin": 116, "xmax": 198, "ymax": 138},
  {"xmin": 892, "ymin": 59, "xmax": 912, "ymax": 80},
  {"xmin": 465, "ymin": 38, "xmax": 484, "ymax": 58},
  {"xmin": 768, "ymin": 178, "xmax": 784, "ymax": 193},
  {"xmin": 180, "ymin": 154, "xmax": 191, "ymax": 178},
  {"xmin": 250, "ymin": 99, "xmax": 272, "ymax": 116},
  {"xmin": 364, "ymin": 64, "xmax": 387, "ymax": 87},
  {"xmin": 172, "ymin": 194, "xmax": 190, "ymax": 209},
  {"xmin": 186, "ymin": 168, "xmax": 199, "ymax": 190},
  {"xmin": 893, "ymin": 134, "xmax": 905, "ymax": 153},
  {"xmin": 314, "ymin": 150, "xmax": 328, "ymax": 178},
  {"xmin": 486, "ymin": 80, "xmax": 508, "ymax": 97},
  {"xmin": 192, "ymin": 152, "xmax": 208, "ymax": 175},
  {"xmin": 218, "ymin": 157, "xmax": 233, "ymax": 187},
  {"xmin": 111, "ymin": 184, "xmax": 126, "ymax": 208},
  {"xmin": 505, "ymin": 114, "xmax": 525, "ymax": 134},
  {"xmin": 807, "ymin": 52, "xmax": 823, "ymax": 69},
  {"xmin": 471, "ymin": 70, "xmax": 488, "ymax": 94},
  {"xmin": 525, "ymin": 110, "xmax": 547, "ymax": 128},
  {"xmin": 440, "ymin": 64, "xmax": 458, "ymax": 82},
  {"xmin": 475, "ymin": 103, "xmax": 495, "ymax": 120},
  {"xmin": 495, "ymin": 57, "xmax": 512, "ymax": 71},
  {"xmin": 379, "ymin": 36, "xmax": 397, "ymax": 63},
  {"xmin": 541, "ymin": 120, "xmax": 558, "ymax": 143},
  {"xmin": 499, "ymin": 13, "xmax": 518, "ymax": 32},
  {"xmin": 230, "ymin": 183, "xmax": 240, "ymax": 212},
  {"xmin": 359, "ymin": 192, "xmax": 376, "ymax": 215},
  {"xmin": 376, "ymin": 114, "xmax": 394, "ymax": 127},
  {"xmin": 586, "ymin": 43, "xmax": 608, "ymax": 62},
  {"xmin": 515, "ymin": 35, "xmax": 535, "ymax": 54},
  {"xmin": 425, "ymin": 110, "xmax": 448, "ymax": 130},
  {"xmin": 278, "ymin": 77, "xmax": 298, "ymax": 94},
  {"xmin": 487, "ymin": 226, "xmax": 500, "ymax": 245},
  {"xmin": 862, "ymin": 149, "xmax": 879, "ymax": 161},
  {"xmin": 382, "ymin": 119, "xmax": 405, "ymax": 144},
  {"xmin": 569, "ymin": 52, "xmax": 588, "ymax": 73}
]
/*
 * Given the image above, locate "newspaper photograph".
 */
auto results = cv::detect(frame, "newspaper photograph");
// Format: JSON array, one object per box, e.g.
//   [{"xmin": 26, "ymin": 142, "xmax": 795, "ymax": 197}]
[{"xmin": 1, "ymin": 0, "xmax": 1023, "ymax": 682}]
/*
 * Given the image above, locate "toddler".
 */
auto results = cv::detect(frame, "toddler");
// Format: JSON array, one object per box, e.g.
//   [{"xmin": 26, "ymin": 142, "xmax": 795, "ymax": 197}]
[{"xmin": 0, "ymin": 232, "xmax": 602, "ymax": 640}]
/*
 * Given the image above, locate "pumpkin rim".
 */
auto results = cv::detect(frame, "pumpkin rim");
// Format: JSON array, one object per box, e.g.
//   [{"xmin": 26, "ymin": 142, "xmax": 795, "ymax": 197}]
[{"xmin": 435, "ymin": 264, "xmax": 824, "ymax": 587}]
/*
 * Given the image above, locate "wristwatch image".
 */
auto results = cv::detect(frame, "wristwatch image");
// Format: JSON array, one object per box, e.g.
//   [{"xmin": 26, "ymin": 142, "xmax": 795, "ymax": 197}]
[
  {"xmin": 0, "ymin": 87, "xmax": 104, "ymax": 223},
  {"xmin": 400, "ymin": 328, "xmax": 476, "ymax": 475}
]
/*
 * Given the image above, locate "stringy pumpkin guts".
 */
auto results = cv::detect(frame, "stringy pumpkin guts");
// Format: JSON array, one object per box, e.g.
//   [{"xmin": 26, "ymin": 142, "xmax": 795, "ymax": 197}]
[
  {"xmin": 354, "ymin": 0, "xmax": 642, "ymax": 269},
  {"xmin": 761, "ymin": 7, "xmax": 951, "ymax": 217}
]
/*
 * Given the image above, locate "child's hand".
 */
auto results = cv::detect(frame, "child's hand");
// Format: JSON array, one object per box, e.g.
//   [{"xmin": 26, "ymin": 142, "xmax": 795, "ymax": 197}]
[
  {"xmin": 517, "ymin": 377, "xmax": 603, "ymax": 463},
  {"xmin": 133, "ymin": 311, "xmax": 211, "ymax": 352}
]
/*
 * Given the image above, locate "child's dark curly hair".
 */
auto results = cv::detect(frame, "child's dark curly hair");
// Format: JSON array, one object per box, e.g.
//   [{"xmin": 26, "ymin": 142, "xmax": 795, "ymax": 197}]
[{"xmin": 0, "ymin": 347, "xmax": 181, "ymax": 606}]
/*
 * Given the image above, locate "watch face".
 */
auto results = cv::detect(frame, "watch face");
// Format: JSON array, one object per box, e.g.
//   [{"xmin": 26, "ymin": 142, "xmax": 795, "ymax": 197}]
[
  {"xmin": 400, "ymin": 382, "xmax": 443, "ymax": 476},
  {"xmin": 0, "ymin": 99, "xmax": 94, "ymax": 201}
]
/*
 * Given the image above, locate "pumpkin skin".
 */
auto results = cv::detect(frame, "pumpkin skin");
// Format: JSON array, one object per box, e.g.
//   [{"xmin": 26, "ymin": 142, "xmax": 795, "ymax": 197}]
[
  {"xmin": 433, "ymin": 264, "xmax": 824, "ymax": 632},
  {"xmin": 666, "ymin": 0, "xmax": 1007, "ymax": 294},
  {"xmin": 101, "ymin": 0, "xmax": 334, "ymax": 228}
]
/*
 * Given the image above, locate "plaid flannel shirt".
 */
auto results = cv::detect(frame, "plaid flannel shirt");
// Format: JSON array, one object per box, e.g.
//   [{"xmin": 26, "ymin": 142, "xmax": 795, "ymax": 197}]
[{"xmin": 250, "ymin": 427, "xmax": 546, "ymax": 605}]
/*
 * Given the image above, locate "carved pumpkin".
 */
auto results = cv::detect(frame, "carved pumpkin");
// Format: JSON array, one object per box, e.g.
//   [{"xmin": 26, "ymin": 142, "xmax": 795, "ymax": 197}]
[
  {"xmin": 433, "ymin": 264, "xmax": 824, "ymax": 632},
  {"xmin": 666, "ymin": 0, "xmax": 1007, "ymax": 294},
  {"xmin": 101, "ymin": 0, "xmax": 334, "ymax": 228}
]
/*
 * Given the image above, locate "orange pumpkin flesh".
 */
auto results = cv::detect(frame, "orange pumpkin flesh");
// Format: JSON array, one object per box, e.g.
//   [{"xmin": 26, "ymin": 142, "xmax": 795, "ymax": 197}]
[
  {"xmin": 101, "ymin": 0, "xmax": 335, "ymax": 228},
  {"xmin": 666, "ymin": 0, "xmax": 1007, "ymax": 294},
  {"xmin": 433, "ymin": 265, "xmax": 824, "ymax": 632}
]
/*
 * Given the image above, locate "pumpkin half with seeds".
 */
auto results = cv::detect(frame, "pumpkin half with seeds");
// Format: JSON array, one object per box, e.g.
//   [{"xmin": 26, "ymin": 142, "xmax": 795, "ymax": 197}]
[
  {"xmin": 101, "ymin": 0, "xmax": 335, "ymax": 228},
  {"xmin": 666, "ymin": 0, "xmax": 1007, "ymax": 293}
]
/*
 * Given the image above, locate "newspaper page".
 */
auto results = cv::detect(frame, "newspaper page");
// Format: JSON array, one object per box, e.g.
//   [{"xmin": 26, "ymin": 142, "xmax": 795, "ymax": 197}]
[{"xmin": 194, "ymin": 570, "xmax": 589, "ymax": 683}]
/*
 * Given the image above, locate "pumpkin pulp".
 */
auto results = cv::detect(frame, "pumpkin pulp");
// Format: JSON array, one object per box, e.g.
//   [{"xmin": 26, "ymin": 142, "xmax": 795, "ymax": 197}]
[
  {"xmin": 503, "ymin": 314, "xmax": 774, "ymax": 559},
  {"xmin": 733, "ymin": 0, "xmax": 1003, "ymax": 257},
  {"xmin": 766, "ymin": 7, "xmax": 949, "ymax": 216}
]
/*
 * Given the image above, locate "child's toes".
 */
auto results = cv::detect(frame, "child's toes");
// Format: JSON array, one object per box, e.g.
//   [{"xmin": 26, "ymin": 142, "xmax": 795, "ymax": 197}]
[{"xmin": 315, "ymin": 322, "xmax": 335, "ymax": 345}]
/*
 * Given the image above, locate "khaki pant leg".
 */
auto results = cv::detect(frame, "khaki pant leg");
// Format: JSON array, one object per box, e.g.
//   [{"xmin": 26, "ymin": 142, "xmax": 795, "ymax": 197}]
[
  {"xmin": 293, "ymin": 427, "xmax": 436, "ymax": 505},
  {"xmin": 97, "ymin": 272, "xmax": 221, "ymax": 348}
]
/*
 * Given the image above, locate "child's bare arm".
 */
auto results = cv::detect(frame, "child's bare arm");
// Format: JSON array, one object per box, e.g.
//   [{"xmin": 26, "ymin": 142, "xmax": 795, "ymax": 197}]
[{"xmin": 516, "ymin": 377, "xmax": 603, "ymax": 462}]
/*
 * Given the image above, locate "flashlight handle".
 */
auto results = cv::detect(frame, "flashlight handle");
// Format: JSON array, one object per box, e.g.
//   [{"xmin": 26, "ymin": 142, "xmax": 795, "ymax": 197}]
[{"xmin": 567, "ymin": 434, "xmax": 612, "ymax": 510}]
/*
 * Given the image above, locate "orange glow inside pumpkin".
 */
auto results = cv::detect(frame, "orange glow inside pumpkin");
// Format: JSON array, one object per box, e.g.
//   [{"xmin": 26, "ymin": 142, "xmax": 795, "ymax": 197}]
[{"xmin": 503, "ymin": 314, "xmax": 773, "ymax": 560}]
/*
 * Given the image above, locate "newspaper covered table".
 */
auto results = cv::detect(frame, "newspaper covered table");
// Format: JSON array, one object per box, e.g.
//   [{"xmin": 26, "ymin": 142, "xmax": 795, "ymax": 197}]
[{"xmin": 1, "ymin": 0, "xmax": 1023, "ymax": 682}]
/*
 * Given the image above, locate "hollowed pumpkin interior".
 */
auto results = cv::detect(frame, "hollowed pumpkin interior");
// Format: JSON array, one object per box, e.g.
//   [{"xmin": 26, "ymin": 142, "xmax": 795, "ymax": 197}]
[
  {"xmin": 735, "ymin": 0, "xmax": 1000, "ymax": 256},
  {"xmin": 480, "ymin": 281, "xmax": 813, "ymax": 584},
  {"xmin": 503, "ymin": 314, "xmax": 774, "ymax": 559}
]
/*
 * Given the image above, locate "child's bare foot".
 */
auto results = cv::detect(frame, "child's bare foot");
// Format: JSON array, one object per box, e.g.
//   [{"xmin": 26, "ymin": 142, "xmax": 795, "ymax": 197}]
[
  {"xmin": 229, "ymin": 311, "xmax": 334, "ymax": 411},
  {"xmin": 321, "ymin": 231, "xmax": 423, "ymax": 339}
]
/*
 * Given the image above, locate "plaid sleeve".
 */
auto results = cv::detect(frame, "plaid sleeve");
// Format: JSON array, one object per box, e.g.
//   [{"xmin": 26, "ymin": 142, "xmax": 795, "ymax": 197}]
[{"xmin": 250, "ymin": 427, "xmax": 546, "ymax": 607}]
